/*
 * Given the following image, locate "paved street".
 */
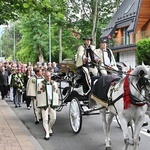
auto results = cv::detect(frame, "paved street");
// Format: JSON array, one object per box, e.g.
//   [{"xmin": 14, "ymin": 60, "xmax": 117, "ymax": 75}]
[
  {"xmin": 4, "ymin": 98, "xmax": 150, "ymax": 150},
  {"xmin": 0, "ymin": 99, "xmax": 43, "ymax": 150}
]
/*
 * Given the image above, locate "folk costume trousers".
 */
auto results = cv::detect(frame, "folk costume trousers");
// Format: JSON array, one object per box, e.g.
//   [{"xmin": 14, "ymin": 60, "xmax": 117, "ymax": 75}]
[
  {"xmin": 82, "ymin": 66, "xmax": 99, "ymax": 93},
  {"xmin": 41, "ymin": 105, "xmax": 56, "ymax": 138},
  {"xmin": 32, "ymin": 98, "xmax": 42, "ymax": 122}
]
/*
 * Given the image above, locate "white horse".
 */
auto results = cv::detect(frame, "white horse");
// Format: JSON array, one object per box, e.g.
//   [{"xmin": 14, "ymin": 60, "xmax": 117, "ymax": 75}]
[{"xmin": 90, "ymin": 65, "xmax": 150, "ymax": 150}]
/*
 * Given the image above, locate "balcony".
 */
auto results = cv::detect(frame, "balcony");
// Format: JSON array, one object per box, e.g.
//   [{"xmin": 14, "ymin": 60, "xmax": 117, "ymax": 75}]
[{"xmin": 109, "ymin": 30, "xmax": 150, "ymax": 50}]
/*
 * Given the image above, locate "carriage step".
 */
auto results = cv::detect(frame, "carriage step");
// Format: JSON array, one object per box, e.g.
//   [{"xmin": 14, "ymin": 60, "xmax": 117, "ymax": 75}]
[{"xmin": 82, "ymin": 106, "xmax": 89, "ymax": 111}]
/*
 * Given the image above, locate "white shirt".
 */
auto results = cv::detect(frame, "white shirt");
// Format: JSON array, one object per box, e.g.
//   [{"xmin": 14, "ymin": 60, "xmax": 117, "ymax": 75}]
[
  {"xmin": 46, "ymin": 84, "xmax": 52, "ymax": 101},
  {"xmin": 103, "ymin": 51, "xmax": 111, "ymax": 66}
]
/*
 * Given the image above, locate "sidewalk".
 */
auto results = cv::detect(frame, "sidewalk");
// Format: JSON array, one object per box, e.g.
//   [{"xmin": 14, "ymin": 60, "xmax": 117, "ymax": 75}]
[{"xmin": 0, "ymin": 99, "xmax": 44, "ymax": 150}]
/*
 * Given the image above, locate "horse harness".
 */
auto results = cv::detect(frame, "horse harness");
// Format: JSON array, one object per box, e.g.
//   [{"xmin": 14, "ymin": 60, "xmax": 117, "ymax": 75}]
[{"xmin": 107, "ymin": 73, "xmax": 150, "ymax": 108}]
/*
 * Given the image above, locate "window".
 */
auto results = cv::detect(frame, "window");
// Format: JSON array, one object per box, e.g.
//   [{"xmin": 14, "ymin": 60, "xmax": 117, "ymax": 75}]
[{"xmin": 122, "ymin": 27, "xmax": 130, "ymax": 45}]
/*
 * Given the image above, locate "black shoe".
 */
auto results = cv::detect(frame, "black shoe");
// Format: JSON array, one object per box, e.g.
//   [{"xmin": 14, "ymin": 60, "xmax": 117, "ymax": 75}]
[
  {"xmin": 44, "ymin": 137, "xmax": 50, "ymax": 140},
  {"xmin": 39, "ymin": 118, "xmax": 43, "ymax": 121},
  {"xmin": 15, "ymin": 105, "xmax": 18, "ymax": 108},
  {"xmin": 35, "ymin": 121, "xmax": 39, "ymax": 124}
]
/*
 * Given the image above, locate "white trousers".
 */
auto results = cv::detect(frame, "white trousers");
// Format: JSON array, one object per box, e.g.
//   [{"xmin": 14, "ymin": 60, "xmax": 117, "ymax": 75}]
[
  {"xmin": 89, "ymin": 66, "xmax": 99, "ymax": 76},
  {"xmin": 32, "ymin": 99, "xmax": 41, "ymax": 122},
  {"xmin": 41, "ymin": 105, "xmax": 56, "ymax": 138}
]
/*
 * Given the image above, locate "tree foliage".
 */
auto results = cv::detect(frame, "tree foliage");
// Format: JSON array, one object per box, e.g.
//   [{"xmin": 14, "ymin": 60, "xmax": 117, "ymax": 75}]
[
  {"xmin": 17, "ymin": 12, "xmax": 49, "ymax": 63},
  {"xmin": 0, "ymin": 0, "xmax": 54, "ymax": 24},
  {"xmin": 1, "ymin": 24, "xmax": 21, "ymax": 60},
  {"xmin": 136, "ymin": 38, "xmax": 150, "ymax": 65},
  {"xmin": 1, "ymin": 0, "xmax": 124, "ymax": 63}
]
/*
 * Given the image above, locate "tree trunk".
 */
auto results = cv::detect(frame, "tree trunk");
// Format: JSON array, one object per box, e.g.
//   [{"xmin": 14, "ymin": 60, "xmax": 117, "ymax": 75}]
[
  {"xmin": 59, "ymin": 26, "xmax": 62, "ymax": 63},
  {"xmin": 91, "ymin": 0, "xmax": 99, "ymax": 45},
  {"xmin": 38, "ymin": 46, "xmax": 44, "ymax": 62}
]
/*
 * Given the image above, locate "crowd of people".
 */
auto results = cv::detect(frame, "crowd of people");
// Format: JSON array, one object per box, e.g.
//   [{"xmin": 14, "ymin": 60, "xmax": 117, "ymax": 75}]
[
  {"xmin": 0, "ymin": 61, "xmax": 60, "ymax": 140},
  {"xmin": 0, "ymin": 36, "xmax": 119, "ymax": 140}
]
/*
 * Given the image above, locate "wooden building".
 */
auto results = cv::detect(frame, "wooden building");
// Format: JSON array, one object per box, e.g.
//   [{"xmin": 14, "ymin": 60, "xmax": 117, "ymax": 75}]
[{"xmin": 100, "ymin": 0, "xmax": 150, "ymax": 68}]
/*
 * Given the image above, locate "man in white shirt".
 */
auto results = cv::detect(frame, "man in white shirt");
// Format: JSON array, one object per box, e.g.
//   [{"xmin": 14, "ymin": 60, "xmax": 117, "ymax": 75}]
[{"xmin": 95, "ymin": 39, "xmax": 118, "ymax": 75}]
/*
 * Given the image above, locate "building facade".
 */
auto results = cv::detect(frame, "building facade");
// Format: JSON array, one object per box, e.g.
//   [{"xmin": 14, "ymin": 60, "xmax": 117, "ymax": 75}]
[{"xmin": 100, "ymin": 0, "xmax": 150, "ymax": 69}]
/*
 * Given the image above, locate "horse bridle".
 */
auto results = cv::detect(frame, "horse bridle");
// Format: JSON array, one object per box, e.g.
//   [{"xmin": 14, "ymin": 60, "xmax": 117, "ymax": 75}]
[
  {"xmin": 129, "ymin": 74, "xmax": 150, "ymax": 106},
  {"xmin": 108, "ymin": 74, "xmax": 150, "ymax": 106}
]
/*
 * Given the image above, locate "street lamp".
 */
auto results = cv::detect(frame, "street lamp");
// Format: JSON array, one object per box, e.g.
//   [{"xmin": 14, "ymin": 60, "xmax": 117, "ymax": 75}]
[
  {"xmin": 13, "ymin": 23, "xmax": 16, "ymax": 61},
  {"xmin": 49, "ymin": 14, "xmax": 51, "ymax": 62}
]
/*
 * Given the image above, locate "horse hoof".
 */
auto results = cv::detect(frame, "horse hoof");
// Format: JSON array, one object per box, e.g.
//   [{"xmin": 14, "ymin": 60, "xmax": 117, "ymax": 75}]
[{"xmin": 105, "ymin": 147, "xmax": 111, "ymax": 150}]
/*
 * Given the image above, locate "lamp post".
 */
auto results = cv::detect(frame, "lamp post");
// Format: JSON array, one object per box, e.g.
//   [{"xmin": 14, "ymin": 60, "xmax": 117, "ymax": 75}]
[
  {"xmin": 13, "ymin": 23, "xmax": 16, "ymax": 61},
  {"xmin": 49, "ymin": 14, "xmax": 51, "ymax": 62}
]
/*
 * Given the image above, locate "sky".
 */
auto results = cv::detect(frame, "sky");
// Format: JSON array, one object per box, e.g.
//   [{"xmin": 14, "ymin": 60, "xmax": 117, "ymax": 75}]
[{"xmin": 0, "ymin": 25, "xmax": 8, "ymax": 37}]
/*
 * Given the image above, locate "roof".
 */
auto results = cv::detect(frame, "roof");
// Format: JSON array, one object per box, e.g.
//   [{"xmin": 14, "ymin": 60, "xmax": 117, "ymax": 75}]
[
  {"xmin": 101, "ymin": 0, "xmax": 141, "ymax": 39},
  {"xmin": 135, "ymin": 0, "xmax": 150, "ymax": 32}
]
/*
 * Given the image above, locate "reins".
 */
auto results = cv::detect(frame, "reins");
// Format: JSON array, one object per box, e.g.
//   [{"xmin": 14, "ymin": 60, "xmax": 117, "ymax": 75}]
[
  {"xmin": 129, "ymin": 78, "xmax": 150, "ymax": 105},
  {"xmin": 107, "ymin": 72, "xmax": 150, "ymax": 107}
]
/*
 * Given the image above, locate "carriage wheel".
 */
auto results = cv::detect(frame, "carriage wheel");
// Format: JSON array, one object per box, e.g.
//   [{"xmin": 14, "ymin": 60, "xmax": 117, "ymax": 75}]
[{"xmin": 69, "ymin": 97, "xmax": 82, "ymax": 133}]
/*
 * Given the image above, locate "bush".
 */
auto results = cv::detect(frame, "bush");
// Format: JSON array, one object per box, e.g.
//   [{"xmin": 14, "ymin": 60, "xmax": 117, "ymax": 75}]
[{"xmin": 136, "ymin": 38, "xmax": 150, "ymax": 65}]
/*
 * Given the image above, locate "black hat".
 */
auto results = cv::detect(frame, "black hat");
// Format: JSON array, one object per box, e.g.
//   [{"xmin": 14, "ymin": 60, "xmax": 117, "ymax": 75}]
[
  {"xmin": 99, "ymin": 38, "xmax": 107, "ymax": 43},
  {"xmin": 82, "ymin": 36, "xmax": 92, "ymax": 41}
]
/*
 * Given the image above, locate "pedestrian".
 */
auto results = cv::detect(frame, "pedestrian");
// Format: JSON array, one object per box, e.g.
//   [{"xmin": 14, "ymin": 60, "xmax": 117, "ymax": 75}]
[
  {"xmin": 0, "ymin": 70, "xmax": 5, "ymax": 100},
  {"xmin": 8, "ymin": 68, "xmax": 15, "ymax": 102},
  {"xmin": 36, "ymin": 71, "xmax": 58, "ymax": 140},
  {"xmin": 23, "ymin": 69, "xmax": 32, "ymax": 109},
  {"xmin": 0, "ymin": 66, "xmax": 9, "ymax": 99},
  {"xmin": 52, "ymin": 62, "xmax": 59, "ymax": 73},
  {"xmin": 26, "ymin": 68, "xmax": 43, "ymax": 124},
  {"xmin": 11, "ymin": 68, "xmax": 24, "ymax": 107}
]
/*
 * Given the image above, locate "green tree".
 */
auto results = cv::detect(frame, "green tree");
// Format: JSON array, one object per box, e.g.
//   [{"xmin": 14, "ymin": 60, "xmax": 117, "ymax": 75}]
[
  {"xmin": 136, "ymin": 38, "xmax": 150, "ymax": 65},
  {"xmin": 1, "ymin": 24, "xmax": 21, "ymax": 60},
  {"xmin": 0, "ymin": 0, "xmax": 54, "ymax": 24},
  {"xmin": 1, "ymin": 0, "xmax": 124, "ymax": 63},
  {"xmin": 66, "ymin": 0, "xmax": 123, "ymax": 45},
  {"xmin": 17, "ymin": 10, "xmax": 80, "ymax": 63},
  {"xmin": 17, "ymin": 12, "xmax": 49, "ymax": 63}
]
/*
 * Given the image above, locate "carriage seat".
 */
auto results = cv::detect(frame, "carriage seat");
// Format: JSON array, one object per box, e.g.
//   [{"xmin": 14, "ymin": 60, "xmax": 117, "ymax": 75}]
[{"xmin": 92, "ymin": 75, "xmax": 120, "ymax": 102}]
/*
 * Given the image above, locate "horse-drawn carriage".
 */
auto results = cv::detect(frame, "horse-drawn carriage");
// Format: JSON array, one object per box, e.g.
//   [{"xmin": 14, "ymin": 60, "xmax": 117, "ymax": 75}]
[
  {"xmin": 52, "ymin": 64, "xmax": 102, "ymax": 133},
  {"xmin": 52, "ymin": 62, "xmax": 150, "ymax": 150}
]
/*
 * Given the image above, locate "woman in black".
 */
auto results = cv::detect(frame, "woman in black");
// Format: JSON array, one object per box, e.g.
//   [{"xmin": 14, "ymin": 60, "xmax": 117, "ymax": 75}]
[{"xmin": 24, "ymin": 69, "xmax": 32, "ymax": 109}]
